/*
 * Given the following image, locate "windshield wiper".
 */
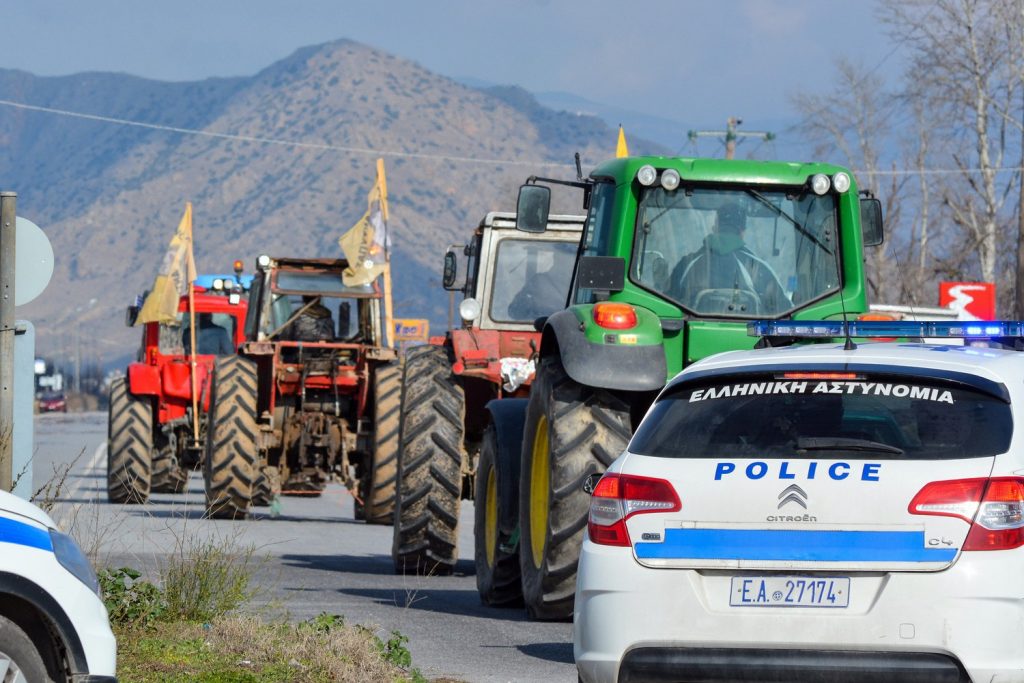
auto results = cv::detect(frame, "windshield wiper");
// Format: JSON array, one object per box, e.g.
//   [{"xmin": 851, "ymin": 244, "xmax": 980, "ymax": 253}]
[
  {"xmin": 745, "ymin": 189, "xmax": 833, "ymax": 255},
  {"xmin": 795, "ymin": 436, "xmax": 904, "ymax": 456}
]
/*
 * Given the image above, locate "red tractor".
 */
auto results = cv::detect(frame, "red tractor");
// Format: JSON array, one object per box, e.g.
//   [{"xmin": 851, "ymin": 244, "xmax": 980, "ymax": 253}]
[
  {"xmin": 201, "ymin": 256, "xmax": 400, "ymax": 520},
  {"xmin": 391, "ymin": 211, "xmax": 584, "ymax": 594},
  {"xmin": 108, "ymin": 270, "xmax": 251, "ymax": 504}
]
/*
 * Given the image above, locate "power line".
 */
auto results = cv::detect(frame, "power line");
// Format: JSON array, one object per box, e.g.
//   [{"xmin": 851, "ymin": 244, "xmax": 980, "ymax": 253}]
[
  {"xmin": 0, "ymin": 97, "xmax": 578, "ymax": 170},
  {"xmin": 1, "ymin": 96, "xmax": 1022, "ymax": 177}
]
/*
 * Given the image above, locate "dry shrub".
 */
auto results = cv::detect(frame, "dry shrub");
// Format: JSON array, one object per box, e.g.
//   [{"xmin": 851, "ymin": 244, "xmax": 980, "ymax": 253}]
[{"xmin": 204, "ymin": 615, "xmax": 415, "ymax": 682}]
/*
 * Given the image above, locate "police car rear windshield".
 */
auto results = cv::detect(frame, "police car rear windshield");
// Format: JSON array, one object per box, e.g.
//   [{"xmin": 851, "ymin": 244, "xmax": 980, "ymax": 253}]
[{"xmin": 629, "ymin": 374, "xmax": 1012, "ymax": 460}]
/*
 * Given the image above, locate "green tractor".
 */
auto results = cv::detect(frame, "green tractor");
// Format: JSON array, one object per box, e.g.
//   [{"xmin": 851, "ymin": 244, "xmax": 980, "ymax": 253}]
[{"xmin": 488, "ymin": 156, "xmax": 884, "ymax": 619}]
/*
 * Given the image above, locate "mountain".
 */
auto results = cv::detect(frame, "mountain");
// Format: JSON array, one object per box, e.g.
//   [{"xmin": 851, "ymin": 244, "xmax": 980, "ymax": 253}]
[{"xmin": 0, "ymin": 39, "xmax": 668, "ymax": 367}]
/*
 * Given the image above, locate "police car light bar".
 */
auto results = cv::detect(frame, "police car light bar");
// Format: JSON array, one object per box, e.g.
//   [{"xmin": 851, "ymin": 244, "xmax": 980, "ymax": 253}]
[{"xmin": 747, "ymin": 320, "xmax": 1024, "ymax": 339}]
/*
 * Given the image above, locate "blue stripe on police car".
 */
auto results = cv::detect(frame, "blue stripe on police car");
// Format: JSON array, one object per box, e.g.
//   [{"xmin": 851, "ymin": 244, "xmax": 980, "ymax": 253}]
[
  {"xmin": 635, "ymin": 528, "xmax": 954, "ymax": 562},
  {"xmin": 0, "ymin": 515, "xmax": 53, "ymax": 551},
  {"xmin": 714, "ymin": 461, "xmax": 881, "ymax": 481}
]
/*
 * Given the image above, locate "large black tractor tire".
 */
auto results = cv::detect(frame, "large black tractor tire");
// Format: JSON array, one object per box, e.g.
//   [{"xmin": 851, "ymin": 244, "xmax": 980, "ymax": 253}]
[
  {"xmin": 474, "ymin": 424, "xmax": 523, "ymax": 607},
  {"xmin": 518, "ymin": 355, "xmax": 631, "ymax": 620},
  {"xmin": 392, "ymin": 345, "xmax": 464, "ymax": 575},
  {"xmin": 151, "ymin": 444, "xmax": 188, "ymax": 494},
  {"xmin": 203, "ymin": 357, "xmax": 258, "ymax": 519},
  {"xmin": 107, "ymin": 377, "xmax": 153, "ymax": 504},
  {"xmin": 364, "ymin": 362, "xmax": 402, "ymax": 525}
]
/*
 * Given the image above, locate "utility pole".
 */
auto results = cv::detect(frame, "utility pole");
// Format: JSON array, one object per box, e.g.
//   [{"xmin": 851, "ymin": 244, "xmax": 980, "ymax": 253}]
[
  {"xmin": 688, "ymin": 117, "xmax": 775, "ymax": 159},
  {"xmin": 0, "ymin": 192, "xmax": 15, "ymax": 492}
]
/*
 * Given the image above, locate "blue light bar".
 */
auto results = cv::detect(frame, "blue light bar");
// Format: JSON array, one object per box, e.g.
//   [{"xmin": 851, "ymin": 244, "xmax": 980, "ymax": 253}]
[
  {"xmin": 193, "ymin": 274, "xmax": 254, "ymax": 291},
  {"xmin": 747, "ymin": 320, "xmax": 1024, "ymax": 339}
]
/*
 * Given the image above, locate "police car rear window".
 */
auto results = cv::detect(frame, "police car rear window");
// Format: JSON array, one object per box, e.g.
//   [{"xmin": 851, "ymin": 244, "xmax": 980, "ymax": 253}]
[{"xmin": 629, "ymin": 374, "xmax": 1012, "ymax": 460}]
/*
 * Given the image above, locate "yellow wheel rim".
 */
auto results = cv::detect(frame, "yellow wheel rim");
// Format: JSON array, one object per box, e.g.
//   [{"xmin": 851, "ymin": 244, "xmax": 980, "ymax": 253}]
[
  {"xmin": 529, "ymin": 414, "xmax": 550, "ymax": 570},
  {"xmin": 485, "ymin": 467, "xmax": 498, "ymax": 568}
]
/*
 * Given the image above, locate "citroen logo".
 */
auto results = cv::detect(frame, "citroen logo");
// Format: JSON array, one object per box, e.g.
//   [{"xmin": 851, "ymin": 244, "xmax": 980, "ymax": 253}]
[{"xmin": 778, "ymin": 484, "xmax": 808, "ymax": 509}]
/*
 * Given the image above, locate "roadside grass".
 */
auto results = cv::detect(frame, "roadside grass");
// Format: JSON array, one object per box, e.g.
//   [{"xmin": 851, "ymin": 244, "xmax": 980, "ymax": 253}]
[
  {"xmin": 99, "ymin": 530, "xmax": 434, "ymax": 682},
  {"xmin": 115, "ymin": 615, "xmax": 425, "ymax": 682},
  {"xmin": 21, "ymin": 440, "xmax": 448, "ymax": 683}
]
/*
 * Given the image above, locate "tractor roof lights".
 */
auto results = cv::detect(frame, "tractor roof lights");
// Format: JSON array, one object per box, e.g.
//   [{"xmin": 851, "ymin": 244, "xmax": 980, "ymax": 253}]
[{"xmin": 636, "ymin": 165, "xmax": 658, "ymax": 187}]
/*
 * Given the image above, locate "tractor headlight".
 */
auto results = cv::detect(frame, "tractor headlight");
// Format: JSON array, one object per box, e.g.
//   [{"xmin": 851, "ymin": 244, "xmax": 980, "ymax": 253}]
[
  {"xmin": 810, "ymin": 173, "xmax": 831, "ymax": 196},
  {"xmin": 636, "ymin": 165, "xmax": 658, "ymax": 187},
  {"xmin": 256, "ymin": 254, "xmax": 271, "ymax": 268},
  {"xmin": 459, "ymin": 298, "xmax": 482, "ymax": 323},
  {"xmin": 832, "ymin": 172, "xmax": 851, "ymax": 193},
  {"xmin": 212, "ymin": 278, "xmax": 224, "ymax": 291},
  {"xmin": 660, "ymin": 168, "xmax": 681, "ymax": 191}
]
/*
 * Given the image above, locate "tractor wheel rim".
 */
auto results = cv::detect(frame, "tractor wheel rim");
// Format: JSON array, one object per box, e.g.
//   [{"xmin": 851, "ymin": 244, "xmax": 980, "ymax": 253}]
[
  {"xmin": 529, "ymin": 414, "xmax": 550, "ymax": 570},
  {"xmin": 485, "ymin": 467, "xmax": 498, "ymax": 568}
]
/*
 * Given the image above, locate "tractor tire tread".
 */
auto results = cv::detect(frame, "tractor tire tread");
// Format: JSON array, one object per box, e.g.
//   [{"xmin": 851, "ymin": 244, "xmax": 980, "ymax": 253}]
[
  {"xmin": 107, "ymin": 377, "xmax": 153, "ymax": 504},
  {"xmin": 519, "ymin": 356, "xmax": 631, "ymax": 620},
  {"xmin": 204, "ymin": 357, "xmax": 257, "ymax": 519},
  {"xmin": 392, "ymin": 346, "xmax": 464, "ymax": 575}
]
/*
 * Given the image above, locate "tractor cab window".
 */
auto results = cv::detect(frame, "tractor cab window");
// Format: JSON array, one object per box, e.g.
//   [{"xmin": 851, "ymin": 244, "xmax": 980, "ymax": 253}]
[
  {"xmin": 266, "ymin": 269, "xmax": 381, "ymax": 342},
  {"xmin": 631, "ymin": 186, "xmax": 840, "ymax": 317},
  {"xmin": 159, "ymin": 312, "xmax": 237, "ymax": 356},
  {"xmin": 573, "ymin": 180, "xmax": 617, "ymax": 305},
  {"xmin": 490, "ymin": 239, "xmax": 577, "ymax": 323},
  {"xmin": 273, "ymin": 270, "xmax": 376, "ymax": 296},
  {"xmin": 268, "ymin": 293, "xmax": 377, "ymax": 343}
]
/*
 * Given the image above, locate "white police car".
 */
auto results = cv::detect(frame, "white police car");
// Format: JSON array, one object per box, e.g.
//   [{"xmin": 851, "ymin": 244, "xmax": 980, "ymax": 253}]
[
  {"xmin": 575, "ymin": 320, "xmax": 1024, "ymax": 683},
  {"xmin": 0, "ymin": 489, "xmax": 116, "ymax": 682}
]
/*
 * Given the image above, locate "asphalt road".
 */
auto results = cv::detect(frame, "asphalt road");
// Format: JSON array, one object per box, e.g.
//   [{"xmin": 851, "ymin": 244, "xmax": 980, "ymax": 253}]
[{"xmin": 34, "ymin": 411, "xmax": 577, "ymax": 683}]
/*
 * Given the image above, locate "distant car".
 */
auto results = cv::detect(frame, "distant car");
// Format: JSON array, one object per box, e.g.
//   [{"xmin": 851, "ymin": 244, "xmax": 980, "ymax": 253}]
[
  {"xmin": 0, "ymin": 489, "xmax": 117, "ymax": 681},
  {"xmin": 37, "ymin": 391, "xmax": 67, "ymax": 413},
  {"xmin": 575, "ymin": 321, "xmax": 1024, "ymax": 683}
]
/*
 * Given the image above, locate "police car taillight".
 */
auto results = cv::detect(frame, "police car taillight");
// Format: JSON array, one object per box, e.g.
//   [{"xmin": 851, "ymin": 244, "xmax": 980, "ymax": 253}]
[
  {"xmin": 909, "ymin": 477, "xmax": 1024, "ymax": 551},
  {"xmin": 588, "ymin": 474, "xmax": 680, "ymax": 547}
]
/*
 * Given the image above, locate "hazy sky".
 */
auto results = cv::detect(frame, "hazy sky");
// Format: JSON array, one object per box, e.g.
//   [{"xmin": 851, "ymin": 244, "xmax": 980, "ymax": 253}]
[{"xmin": 1, "ymin": 0, "xmax": 901, "ymax": 139}]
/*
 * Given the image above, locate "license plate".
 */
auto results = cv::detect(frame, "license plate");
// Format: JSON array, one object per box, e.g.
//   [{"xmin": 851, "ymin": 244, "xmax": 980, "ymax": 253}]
[{"xmin": 729, "ymin": 576, "xmax": 850, "ymax": 608}]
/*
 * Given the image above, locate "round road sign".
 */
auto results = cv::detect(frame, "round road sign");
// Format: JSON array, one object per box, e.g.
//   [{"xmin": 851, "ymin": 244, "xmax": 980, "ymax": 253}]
[{"xmin": 15, "ymin": 217, "xmax": 54, "ymax": 306}]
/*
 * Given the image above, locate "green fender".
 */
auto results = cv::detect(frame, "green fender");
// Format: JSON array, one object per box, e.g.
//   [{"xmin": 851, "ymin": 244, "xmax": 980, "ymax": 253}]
[{"xmin": 541, "ymin": 306, "xmax": 667, "ymax": 392}]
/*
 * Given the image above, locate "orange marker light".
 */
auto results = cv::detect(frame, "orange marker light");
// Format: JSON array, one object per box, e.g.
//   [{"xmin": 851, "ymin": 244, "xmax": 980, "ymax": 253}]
[{"xmin": 593, "ymin": 303, "xmax": 638, "ymax": 330}]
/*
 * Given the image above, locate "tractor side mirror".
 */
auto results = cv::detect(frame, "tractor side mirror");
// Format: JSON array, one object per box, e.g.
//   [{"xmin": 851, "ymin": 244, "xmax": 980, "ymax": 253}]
[
  {"xmin": 516, "ymin": 184, "xmax": 550, "ymax": 234},
  {"xmin": 860, "ymin": 197, "xmax": 884, "ymax": 247},
  {"xmin": 337, "ymin": 301, "xmax": 351, "ymax": 339},
  {"xmin": 443, "ymin": 250, "xmax": 458, "ymax": 290},
  {"xmin": 125, "ymin": 305, "xmax": 139, "ymax": 327}
]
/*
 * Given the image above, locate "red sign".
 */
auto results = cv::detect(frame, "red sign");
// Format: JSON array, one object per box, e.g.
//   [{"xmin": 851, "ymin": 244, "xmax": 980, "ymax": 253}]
[{"xmin": 939, "ymin": 282, "xmax": 996, "ymax": 320}]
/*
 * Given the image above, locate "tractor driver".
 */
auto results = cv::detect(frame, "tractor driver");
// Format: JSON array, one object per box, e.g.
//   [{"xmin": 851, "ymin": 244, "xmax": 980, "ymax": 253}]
[
  {"xmin": 184, "ymin": 313, "xmax": 234, "ymax": 356},
  {"xmin": 671, "ymin": 201, "xmax": 790, "ymax": 314},
  {"xmin": 290, "ymin": 295, "xmax": 335, "ymax": 342}
]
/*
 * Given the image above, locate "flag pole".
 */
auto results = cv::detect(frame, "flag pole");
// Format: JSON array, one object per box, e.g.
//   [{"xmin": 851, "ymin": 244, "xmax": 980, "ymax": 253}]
[
  {"xmin": 377, "ymin": 158, "xmax": 395, "ymax": 349},
  {"xmin": 188, "ymin": 279, "xmax": 199, "ymax": 445}
]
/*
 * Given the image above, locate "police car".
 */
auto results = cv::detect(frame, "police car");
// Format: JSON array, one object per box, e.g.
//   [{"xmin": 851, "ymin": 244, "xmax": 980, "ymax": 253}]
[
  {"xmin": 575, "ymin": 320, "xmax": 1024, "ymax": 683},
  {"xmin": 0, "ymin": 489, "xmax": 116, "ymax": 682}
]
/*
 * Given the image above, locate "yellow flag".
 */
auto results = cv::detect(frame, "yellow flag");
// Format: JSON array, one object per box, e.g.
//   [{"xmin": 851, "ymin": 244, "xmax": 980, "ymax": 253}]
[
  {"xmin": 616, "ymin": 125, "xmax": 629, "ymax": 158},
  {"xmin": 136, "ymin": 203, "xmax": 198, "ymax": 325},
  {"xmin": 339, "ymin": 158, "xmax": 392, "ymax": 286}
]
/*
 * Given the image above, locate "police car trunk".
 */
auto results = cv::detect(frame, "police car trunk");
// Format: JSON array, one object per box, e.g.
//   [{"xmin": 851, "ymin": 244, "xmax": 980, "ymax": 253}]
[{"xmin": 590, "ymin": 337, "xmax": 1019, "ymax": 610}]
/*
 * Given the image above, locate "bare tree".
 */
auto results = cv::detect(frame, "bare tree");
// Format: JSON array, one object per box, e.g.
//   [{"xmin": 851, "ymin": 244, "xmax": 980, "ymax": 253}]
[
  {"xmin": 882, "ymin": 0, "xmax": 1014, "ymax": 288},
  {"xmin": 791, "ymin": 58, "xmax": 910, "ymax": 302}
]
